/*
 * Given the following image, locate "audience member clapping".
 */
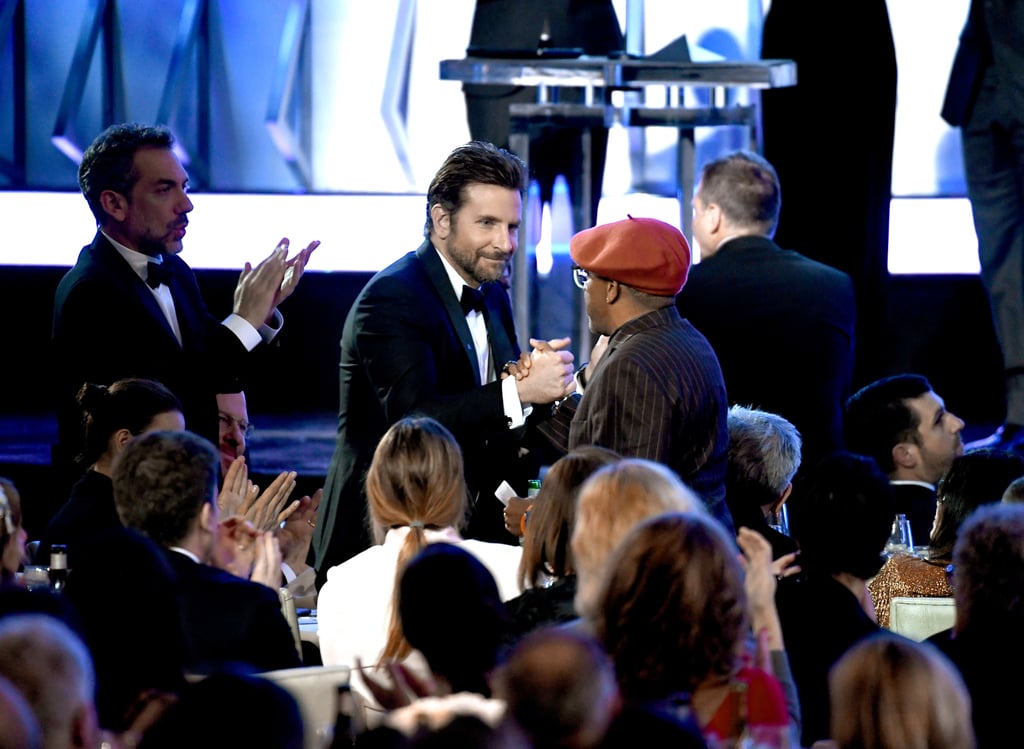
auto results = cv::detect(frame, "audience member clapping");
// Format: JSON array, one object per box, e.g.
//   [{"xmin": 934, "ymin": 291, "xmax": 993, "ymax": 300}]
[
  {"xmin": 825, "ymin": 633, "xmax": 975, "ymax": 749},
  {"xmin": 595, "ymin": 512, "xmax": 791, "ymax": 748},
  {"xmin": 112, "ymin": 429, "xmax": 300, "ymax": 675},
  {"xmin": 869, "ymin": 448, "xmax": 1024, "ymax": 627},
  {"xmin": 317, "ymin": 417, "xmax": 521, "ymax": 671}
]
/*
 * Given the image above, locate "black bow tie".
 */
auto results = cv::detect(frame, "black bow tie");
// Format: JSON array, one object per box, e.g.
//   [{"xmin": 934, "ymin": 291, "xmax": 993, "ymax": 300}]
[
  {"xmin": 460, "ymin": 285, "xmax": 485, "ymax": 315},
  {"xmin": 146, "ymin": 261, "xmax": 171, "ymax": 289}
]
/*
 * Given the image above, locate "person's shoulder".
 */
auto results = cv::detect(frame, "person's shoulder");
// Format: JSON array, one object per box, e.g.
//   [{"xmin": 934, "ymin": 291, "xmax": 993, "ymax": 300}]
[{"xmin": 457, "ymin": 538, "xmax": 522, "ymax": 562}]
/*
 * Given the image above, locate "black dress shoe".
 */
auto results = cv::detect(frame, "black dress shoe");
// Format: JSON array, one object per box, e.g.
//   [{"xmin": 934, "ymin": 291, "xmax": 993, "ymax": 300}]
[{"xmin": 964, "ymin": 423, "xmax": 1024, "ymax": 451}]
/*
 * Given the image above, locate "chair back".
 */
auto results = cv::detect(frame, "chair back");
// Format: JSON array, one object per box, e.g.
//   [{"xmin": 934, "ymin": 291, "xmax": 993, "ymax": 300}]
[
  {"xmin": 261, "ymin": 664, "xmax": 352, "ymax": 749},
  {"xmin": 279, "ymin": 586, "xmax": 303, "ymax": 661},
  {"xmin": 888, "ymin": 596, "xmax": 956, "ymax": 641}
]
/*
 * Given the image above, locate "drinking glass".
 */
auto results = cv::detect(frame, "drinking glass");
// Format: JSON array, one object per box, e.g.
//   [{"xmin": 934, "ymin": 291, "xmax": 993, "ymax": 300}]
[{"xmin": 885, "ymin": 513, "xmax": 914, "ymax": 555}]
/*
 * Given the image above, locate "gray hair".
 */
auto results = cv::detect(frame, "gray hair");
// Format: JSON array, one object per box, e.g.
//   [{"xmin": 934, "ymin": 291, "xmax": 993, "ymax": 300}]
[{"xmin": 727, "ymin": 405, "xmax": 802, "ymax": 499}]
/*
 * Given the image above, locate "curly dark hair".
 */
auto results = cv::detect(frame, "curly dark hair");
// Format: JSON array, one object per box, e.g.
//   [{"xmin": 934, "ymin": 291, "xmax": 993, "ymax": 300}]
[
  {"xmin": 112, "ymin": 430, "xmax": 218, "ymax": 548},
  {"xmin": 78, "ymin": 122, "xmax": 175, "ymax": 225}
]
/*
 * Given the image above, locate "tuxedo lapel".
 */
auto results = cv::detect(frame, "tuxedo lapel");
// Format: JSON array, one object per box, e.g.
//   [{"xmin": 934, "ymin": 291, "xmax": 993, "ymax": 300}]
[
  {"xmin": 418, "ymin": 242, "xmax": 485, "ymax": 386},
  {"xmin": 93, "ymin": 236, "xmax": 182, "ymax": 347}
]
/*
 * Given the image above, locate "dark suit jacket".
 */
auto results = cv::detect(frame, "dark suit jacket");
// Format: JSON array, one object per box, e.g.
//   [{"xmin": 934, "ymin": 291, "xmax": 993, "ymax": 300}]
[
  {"xmin": 164, "ymin": 549, "xmax": 301, "ymax": 674},
  {"xmin": 33, "ymin": 470, "xmax": 117, "ymax": 568},
  {"xmin": 314, "ymin": 242, "xmax": 530, "ymax": 582},
  {"xmin": 51, "ymin": 232, "xmax": 249, "ymax": 457},
  {"xmin": 677, "ymin": 236, "xmax": 856, "ymax": 471},
  {"xmin": 775, "ymin": 574, "xmax": 880, "ymax": 747},
  {"xmin": 941, "ymin": 0, "xmax": 989, "ymax": 126}
]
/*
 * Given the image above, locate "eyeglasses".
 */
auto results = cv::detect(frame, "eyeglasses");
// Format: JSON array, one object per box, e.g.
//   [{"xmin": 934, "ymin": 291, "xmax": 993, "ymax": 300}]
[
  {"xmin": 572, "ymin": 265, "xmax": 590, "ymax": 290},
  {"xmin": 219, "ymin": 413, "xmax": 254, "ymax": 439}
]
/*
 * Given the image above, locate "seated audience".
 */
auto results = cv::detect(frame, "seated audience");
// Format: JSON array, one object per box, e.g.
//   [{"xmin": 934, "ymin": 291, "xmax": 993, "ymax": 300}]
[
  {"xmin": 0, "ymin": 477, "xmax": 29, "ymax": 586},
  {"xmin": 138, "ymin": 671, "xmax": 305, "ymax": 749},
  {"xmin": 503, "ymin": 446, "xmax": 621, "ymax": 644},
  {"xmin": 843, "ymin": 373, "xmax": 965, "ymax": 545},
  {"xmin": 495, "ymin": 627, "xmax": 621, "ymax": 749},
  {"xmin": 0, "ymin": 614, "xmax": 106, "ymax": 749},
  {"xmin": 725, "ymin": 405, "xmax": 801, "ymax": 559},
  {"xmin": 356, "ymin": 543, "xmax": 512, "ymax": 735},
  {"xmin": 318, "ymin": 417, "xmax": 522, "ymax": 671},
  {"xmin": 869, "ymin": 448, "xmax": 1024, "ymax": 627},
  {"xmin": 215, "ymin": 391, "xmax": 252, "ymax": 476},
  {"xmin": 827, "ymin": 633, "xmax": 975, "ymax": 749},
  {"xmin": 0, "ymin": 672, "xmax": 41, "ymax": 749},
  {"xmin": 63, "ymin": 526, "xmax": 189, "ymax": 733},
  {"xmin": 775, "ymin": 451, "xmax": 894, "ymax": 747},
  {"xmin": 112, "ymin": 429, "xmax": 301, "ymax": 674},
  {"xmin": 595, "ymin": 512, "xmax": 791, "ymax": 747},
  {"xmin": 215, "ymin": 389, "xmax": 322, "ymax": 605},
  {"xmin": 931, "ymin": 503, "xmax": 1024, "ymax": 748},
  {"xmin": 571, "ymin": 458, "xmax": 704, "ymax": 627},
  {"xmin": 34, "ymin": 378, "xmax": 184, "ymax": 567}
]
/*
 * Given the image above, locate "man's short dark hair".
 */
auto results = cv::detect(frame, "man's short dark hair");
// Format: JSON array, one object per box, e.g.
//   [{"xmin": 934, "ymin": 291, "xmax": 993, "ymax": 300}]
[
  {"xmin": 844, "ymin": 373, "xmax": 933, "ymax": 473},
  {"xmin": 697, "ymin": 150, "xmax": 781, "ymax": 236},
  {"xmin": 112, "ymin": 430, "xmax": 217, "ymax": 548},
  {"xmin": 424, "ymin": 140, "xmax": 527, "ymax": 238},
  {"xmin": 78, "ymin": 122, "xmax": 175, "ymax": 225}
]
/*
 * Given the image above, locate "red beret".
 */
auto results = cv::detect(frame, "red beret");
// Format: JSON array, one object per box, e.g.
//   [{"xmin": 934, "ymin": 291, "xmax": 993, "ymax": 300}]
[{"xmin": 569, "ymin": 215, "xmax": 691, "ymax": 296}]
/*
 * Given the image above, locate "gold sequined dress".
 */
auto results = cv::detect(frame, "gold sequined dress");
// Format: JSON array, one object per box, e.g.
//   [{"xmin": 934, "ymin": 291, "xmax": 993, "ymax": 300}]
[{"xmin": 868, "ymin": 552, "xmax": 952, "ymax": 628}]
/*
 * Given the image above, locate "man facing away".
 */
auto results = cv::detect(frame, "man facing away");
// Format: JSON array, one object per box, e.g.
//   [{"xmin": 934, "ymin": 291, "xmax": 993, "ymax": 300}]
[
  {"xmin": 844, "ymin": 373, "xmax": 966, "ymax": 544},
  {"xmin": 113, "ymin": 429, "xmax": 301, "ymax": 674},
  {"xmin": 314, "ymin": 141, "xmax": 575, "ymax": 584},
  {"xmin": 676, "ymin": 150, "xmax": 856, "ymax": 472},
  {"xmin": 536, "ymin": 215, "xmax": 734, "ymax": 532},
  {"xmin": 52, "ymin": 122, "xmax": 318, "ymax": 482}
]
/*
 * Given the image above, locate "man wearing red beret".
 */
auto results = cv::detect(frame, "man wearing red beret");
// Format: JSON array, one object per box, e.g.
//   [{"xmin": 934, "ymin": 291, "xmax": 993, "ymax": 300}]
[{"xmin": 537, "ymin": 215, "xmax": 734, "ymax": 532}]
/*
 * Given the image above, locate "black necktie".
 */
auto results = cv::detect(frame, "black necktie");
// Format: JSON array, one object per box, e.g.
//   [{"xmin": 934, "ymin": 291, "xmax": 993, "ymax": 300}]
[
  {"xmin": 146, "ymin": 261, "xmax": 171, "ymax": 289},
  {"xmin": 460, "ymin": 285, "xmax": 485, "ymax": 315}
]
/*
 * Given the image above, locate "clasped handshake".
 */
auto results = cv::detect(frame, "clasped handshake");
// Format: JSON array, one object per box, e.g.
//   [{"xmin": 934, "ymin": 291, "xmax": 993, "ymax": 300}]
[{"xmin": 502, "ymin": 337, "xmax": 576, "ymax": 405}]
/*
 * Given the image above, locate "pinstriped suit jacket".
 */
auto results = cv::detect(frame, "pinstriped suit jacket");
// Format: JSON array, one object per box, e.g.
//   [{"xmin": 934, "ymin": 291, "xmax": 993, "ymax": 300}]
[{"xmin": 545, "ymin": 306, "xmax": 733, "ymax": 532}]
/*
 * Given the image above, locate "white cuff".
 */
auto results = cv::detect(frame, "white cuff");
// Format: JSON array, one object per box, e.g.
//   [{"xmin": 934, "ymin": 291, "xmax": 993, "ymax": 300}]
[
  {"xmin": 222, "ymin": 313, "xmax": 263, "ymax": 352},
  {"xmin": 502, "ymin": 374, "xmax": 531, "ymax": 428}
]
